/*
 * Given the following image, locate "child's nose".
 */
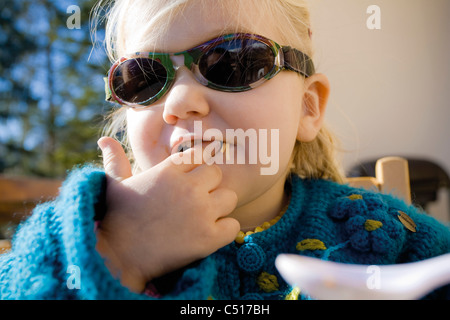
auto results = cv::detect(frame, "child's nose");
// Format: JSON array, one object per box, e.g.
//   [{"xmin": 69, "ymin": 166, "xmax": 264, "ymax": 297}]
[{"xmin": 162, "ymin": 66, "xmax": 210, "ymax": 125}]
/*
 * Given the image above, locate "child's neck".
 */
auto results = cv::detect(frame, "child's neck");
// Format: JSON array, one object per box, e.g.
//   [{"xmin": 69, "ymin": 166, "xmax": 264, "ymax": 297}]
[{"xmin": 228, "ymin": 171, "xmax": 291, "ymax": 233}]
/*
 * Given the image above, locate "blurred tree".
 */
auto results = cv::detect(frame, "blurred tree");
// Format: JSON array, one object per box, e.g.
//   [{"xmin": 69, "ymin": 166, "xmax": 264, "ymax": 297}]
[{"xmin": 0, "ymin": 0, "xmax": 110, "ymax": 178}]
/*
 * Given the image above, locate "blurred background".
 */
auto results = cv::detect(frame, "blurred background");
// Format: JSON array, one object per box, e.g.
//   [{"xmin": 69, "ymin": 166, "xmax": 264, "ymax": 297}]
[
  {"xmin": 0, "ymin": 0, "xmax": 108, "ymax": 178},
  {"xmin": 0, "ymin": 0, "xmax": 448, "ymax": 242},
  {"xmin": 0, "ymin": 0, "xmax": 110, "ymax": 240}
]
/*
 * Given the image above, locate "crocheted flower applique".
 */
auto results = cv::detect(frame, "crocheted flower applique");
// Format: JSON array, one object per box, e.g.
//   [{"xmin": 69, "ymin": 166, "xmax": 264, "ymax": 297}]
[
  {"xmin": 328, "ymin": 192, "xmax": 406, "ymax": 259},
  {"xmin": 344, "ymin": 215, "xmax": 390, "ymax": 253},
  {"xmin": 329, "ymin": 192, "xmax": 387, "ymax": 220}
]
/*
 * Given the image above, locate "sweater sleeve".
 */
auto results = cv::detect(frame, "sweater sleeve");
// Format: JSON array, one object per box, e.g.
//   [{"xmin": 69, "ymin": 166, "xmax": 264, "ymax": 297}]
[
  {"xmin": 0, "ymin": 165, "xmax": 144, "ymax": 299},
  {"xmin": 386, "ymin": 195, "xmax": 450, "ymax": 263},
  {"xmin": 0, "ymin": 165, "xmax": 217, "ymax": 299}
]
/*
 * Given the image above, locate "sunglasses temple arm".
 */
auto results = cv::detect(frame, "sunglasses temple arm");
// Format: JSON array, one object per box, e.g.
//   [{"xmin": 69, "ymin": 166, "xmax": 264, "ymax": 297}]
[{"xmin": 282, "ymin": 46, "xmax": 315, "ymax": 78}]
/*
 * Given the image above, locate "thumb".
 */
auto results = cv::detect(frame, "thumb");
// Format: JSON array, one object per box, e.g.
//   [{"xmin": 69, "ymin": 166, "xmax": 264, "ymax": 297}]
[{"xmin": 98, "ymin": 137, "xmax": 132, "ymax": 182}]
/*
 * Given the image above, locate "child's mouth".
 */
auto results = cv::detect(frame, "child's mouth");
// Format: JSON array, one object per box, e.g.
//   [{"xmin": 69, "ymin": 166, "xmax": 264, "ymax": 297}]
[
  {"xmin": 171, "ymin": 138, "xmax": 231, "ymax": 160},
  {"xmin": 175, "ymin": 139, "xmax": 200, "ymax": 153}
]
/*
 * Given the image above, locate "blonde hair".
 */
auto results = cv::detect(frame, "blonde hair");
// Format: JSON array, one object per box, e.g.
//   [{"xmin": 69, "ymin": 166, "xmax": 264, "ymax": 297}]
[{"xmin": 92, "ymin": 0, "xmax": 346, "ymax": 183}]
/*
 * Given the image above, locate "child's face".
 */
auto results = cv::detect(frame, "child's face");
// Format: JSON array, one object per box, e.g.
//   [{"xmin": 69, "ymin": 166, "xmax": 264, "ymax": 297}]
[{"xmin": 125, "ymin": 2, "xmax": 310, "ymax": 211}]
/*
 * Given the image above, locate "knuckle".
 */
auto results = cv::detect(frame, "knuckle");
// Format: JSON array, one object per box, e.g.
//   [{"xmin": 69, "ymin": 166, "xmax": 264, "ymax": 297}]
[
  {"xmin": 103, "ymin": 154, "xmax": 119, "ymax": 173},
  {"xmin": 229, "ymin": 190, "xmax": 238, "ymax": 203},
  {"xmin": 102, "ymin": 149, "xmax": 114, "ymax": 166},
  {"xmin": 223, "ymin": 189, "xmax": 238, "ymax": 206},
  {"xmin": 207, "ymin": 164, "xmax": 222, "ymax": 182}
]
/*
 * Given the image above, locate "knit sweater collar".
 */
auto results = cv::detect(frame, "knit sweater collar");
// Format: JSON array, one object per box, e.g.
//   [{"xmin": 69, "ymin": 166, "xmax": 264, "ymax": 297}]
[{"xmin": 241, "ymin": 174, "xmax": 306, "ymax": 248}]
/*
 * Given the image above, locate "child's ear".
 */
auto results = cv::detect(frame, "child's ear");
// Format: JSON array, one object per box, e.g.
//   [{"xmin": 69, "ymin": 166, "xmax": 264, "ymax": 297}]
[{"xmin": 296, "ymin": 73, "xmax": 330, "ymax": 142}]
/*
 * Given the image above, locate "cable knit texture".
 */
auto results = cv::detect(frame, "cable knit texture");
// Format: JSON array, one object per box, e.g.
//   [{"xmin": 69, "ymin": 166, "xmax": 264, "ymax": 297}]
[{"xmin": 0, "ymin": 165, "xmax": 449, "ymax": 299}]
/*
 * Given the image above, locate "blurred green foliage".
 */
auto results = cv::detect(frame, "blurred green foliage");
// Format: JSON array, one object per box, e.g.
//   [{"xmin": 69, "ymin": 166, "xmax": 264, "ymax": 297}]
[{"xmin": 0, "ymin": 0, "xmax": 111, "ymax": 178}]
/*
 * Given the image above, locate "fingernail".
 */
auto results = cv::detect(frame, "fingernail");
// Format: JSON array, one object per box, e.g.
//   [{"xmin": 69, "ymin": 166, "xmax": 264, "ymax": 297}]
[{"xmin": 97, "ymin": 138, "xmax": 109, "ymax": 152}]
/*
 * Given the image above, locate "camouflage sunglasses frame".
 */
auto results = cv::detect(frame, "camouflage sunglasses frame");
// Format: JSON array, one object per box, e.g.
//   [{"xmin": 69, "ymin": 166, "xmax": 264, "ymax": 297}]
[{"xmin": 106, "ymin": 33, "xmax": 315, "ymax": 108}]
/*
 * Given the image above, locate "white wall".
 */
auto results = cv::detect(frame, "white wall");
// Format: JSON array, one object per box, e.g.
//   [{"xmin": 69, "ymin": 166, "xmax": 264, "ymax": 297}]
[{"xmin": 306, "ymin": 0, "xmax": 450, "ymax": 176}]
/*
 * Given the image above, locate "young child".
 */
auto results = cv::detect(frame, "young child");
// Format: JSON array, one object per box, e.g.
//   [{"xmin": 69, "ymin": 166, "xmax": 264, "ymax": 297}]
[{"xmin": 0, "ymin": 0, "xmax": 449, "ymax": 300}]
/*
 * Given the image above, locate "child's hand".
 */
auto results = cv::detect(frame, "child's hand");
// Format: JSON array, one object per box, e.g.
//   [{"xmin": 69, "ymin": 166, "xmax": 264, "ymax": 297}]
[{"xmin": 95, "ymin": 137, "xmax": 240, "ymax": 293}]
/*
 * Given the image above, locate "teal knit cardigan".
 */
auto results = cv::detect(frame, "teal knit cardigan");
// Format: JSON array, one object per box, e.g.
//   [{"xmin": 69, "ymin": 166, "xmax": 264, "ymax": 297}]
[{"xmin": 0, "ymin": 165, "xmax": 449, "ymax": 300}]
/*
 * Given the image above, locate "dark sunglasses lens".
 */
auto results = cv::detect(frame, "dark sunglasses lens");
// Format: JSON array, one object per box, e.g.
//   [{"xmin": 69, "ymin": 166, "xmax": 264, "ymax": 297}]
[
  {"xmin": 112, "ymin": 58, "xmax": 167, "ymax": 104},
  {"xmin": 199, "ymin": 38, "xmax": 275, "ymax": 88}
]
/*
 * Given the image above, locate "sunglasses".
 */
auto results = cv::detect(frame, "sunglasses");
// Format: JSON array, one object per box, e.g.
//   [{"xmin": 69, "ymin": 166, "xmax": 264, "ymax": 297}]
[{"xmin": 105, "ymin": 33, "xmax": 315, "ymax": 107}]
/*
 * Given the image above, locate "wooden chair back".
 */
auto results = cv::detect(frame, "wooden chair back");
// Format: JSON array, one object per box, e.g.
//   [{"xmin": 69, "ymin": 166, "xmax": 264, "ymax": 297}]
[{"xmin": 347, "ymin": 156, "xmax": 411, "ymax": 204}]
